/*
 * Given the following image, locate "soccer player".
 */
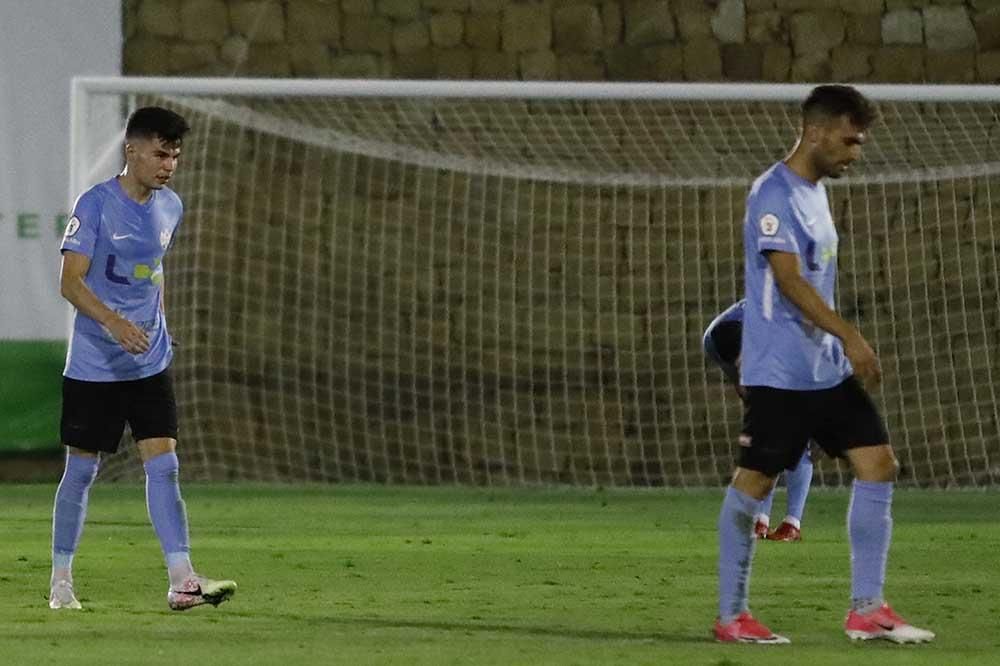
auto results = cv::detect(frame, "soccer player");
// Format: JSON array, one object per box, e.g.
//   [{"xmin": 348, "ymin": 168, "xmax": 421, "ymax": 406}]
[
  {"xmin": 712, "ymin": 85, "xmax": 933, "ymax": 644},
  {"xmin": 703, "ymin": 299, "xmax": 812, "ymax": 542},
  {"xmin": 49, "ymin": 107, "xmax": 236, "ymax": 611}
]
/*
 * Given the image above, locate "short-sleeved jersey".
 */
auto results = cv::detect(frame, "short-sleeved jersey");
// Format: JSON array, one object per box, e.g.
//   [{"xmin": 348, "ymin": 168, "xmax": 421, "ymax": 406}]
[
  {"xmin": 741, "ymin": 162, "xmax": 851, "ymax": 390},
  {"xmin": 60, "ymin": 177, "xmax": 183, "ymax": 382},
  {"xmin": 703, "ymin": 300, "xmax": 745, "ymax": 385}
]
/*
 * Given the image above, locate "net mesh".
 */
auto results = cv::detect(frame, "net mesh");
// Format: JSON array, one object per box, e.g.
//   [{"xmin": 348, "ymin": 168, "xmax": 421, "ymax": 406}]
[{"xmin": 77, "ymin": 86, "xmax": 1000, "ymax": 487}]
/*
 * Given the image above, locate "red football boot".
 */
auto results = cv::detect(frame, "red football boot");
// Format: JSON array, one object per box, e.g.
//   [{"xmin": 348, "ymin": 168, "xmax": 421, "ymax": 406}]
[
  {"xmin": 844, "ymin": 603, "xmax": 934, "ymax": 643},
  {"xmin": 767, "ymin": 520, "xmax": 801, "ymax": 542},
  {"xmin": 714, "ymin": 612, "xmax": 790, "ymax": 644}
]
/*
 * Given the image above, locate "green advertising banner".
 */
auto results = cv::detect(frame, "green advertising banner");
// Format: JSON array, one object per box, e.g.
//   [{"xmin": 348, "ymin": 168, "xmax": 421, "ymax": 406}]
[{"xmin": 0, "ymin": 342, "xmax": 65, "ymax": 453}]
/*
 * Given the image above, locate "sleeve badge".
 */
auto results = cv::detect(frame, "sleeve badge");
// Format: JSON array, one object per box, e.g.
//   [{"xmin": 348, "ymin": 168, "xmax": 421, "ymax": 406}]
[
  {"xmin": 759, "ymin": 213, "xmax": 780, "ymax": 236},
  {"xmin": 64, "ymin": 216, "xmax": 81, "ymax": 238}
]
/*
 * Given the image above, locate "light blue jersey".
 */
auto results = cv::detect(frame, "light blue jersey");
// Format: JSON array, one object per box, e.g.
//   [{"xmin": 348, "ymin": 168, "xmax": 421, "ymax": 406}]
[
  {"xmin": 741, "ymin": 162, "xmax": 851, "ymax": 390},
  {"xmin": 61, "ymin": 177, "xmax": 182, "ymax": 381},
  {"xmin": 703, "ymin": 300, "xmax": 745, "ymax": 385}
]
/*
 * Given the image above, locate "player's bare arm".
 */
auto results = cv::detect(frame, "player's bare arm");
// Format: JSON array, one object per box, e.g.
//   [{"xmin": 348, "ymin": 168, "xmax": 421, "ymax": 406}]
[
  {"xmin": 60, "ymin": 250, "xmax": 150, "ymax": 354},
  {"xmin": 765, "ymin": 250, "xmax": 880, "ymax": 386}
]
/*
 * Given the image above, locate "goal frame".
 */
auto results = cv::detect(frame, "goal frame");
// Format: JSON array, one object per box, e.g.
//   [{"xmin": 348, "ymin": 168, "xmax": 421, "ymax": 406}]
[
  {"xmin": 69, "ymin": 77, "xmax": 1000, "ymax": 210},
  {"xmin": 68, "ymin": 77, "xmax": 1000, "ymax": 487}
]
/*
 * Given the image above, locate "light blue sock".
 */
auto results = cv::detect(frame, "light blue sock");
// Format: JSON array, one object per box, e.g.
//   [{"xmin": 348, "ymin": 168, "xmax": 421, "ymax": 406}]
[
  {"xmin": 784, "ymin": 450, "xmax": 814, "ymax": 523},
  {"xmin": 848, "ymin": 479, "xmax": 893, "ymax": 607},
  {"xmin": 52, "ymin": 453, "xmax": 99, "ymax": 582},
  {"xmin": 718, "ymin": 485, "xmax": 762, "ymax": 623},
  {"xmin": 144, "ymin": 452, "xmax": 192, "ymax": 585},
  {"xmin": 759, "ymin": 487, "xmax": 775, "ymax": 523}
]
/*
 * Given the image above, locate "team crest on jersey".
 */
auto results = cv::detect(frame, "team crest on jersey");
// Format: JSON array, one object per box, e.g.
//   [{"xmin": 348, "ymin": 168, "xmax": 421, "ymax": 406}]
[
  {"xmin": 160, "ymin": 230, "xmax": 172, "ymax": 249},
  {"xmin": 759, "ymin": 214, "xmax": 780, "ymax": 236},
  {"xmin": 64, "ymin": 216, "xmax": 81, "ymax": 238}
]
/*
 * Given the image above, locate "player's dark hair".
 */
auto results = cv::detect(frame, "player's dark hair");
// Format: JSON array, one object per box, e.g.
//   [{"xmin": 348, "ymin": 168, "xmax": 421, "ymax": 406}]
[
  {"xmin": 125, "ymin": 106, "xmax": 190, "ymax": 144},
  {"xmin": 710, "ymin": 321, "xmax": 742, "ymax": 365},
  {"xmin": 802, "ymin": 85, "xmax": 877, "ymax": 129}
]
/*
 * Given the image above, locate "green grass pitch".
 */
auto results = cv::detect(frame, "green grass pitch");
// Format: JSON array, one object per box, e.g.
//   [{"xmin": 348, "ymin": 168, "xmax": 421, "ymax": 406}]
[{"xmin": 2, "ymin": 484, "xmax": 998, "ymax": 665}]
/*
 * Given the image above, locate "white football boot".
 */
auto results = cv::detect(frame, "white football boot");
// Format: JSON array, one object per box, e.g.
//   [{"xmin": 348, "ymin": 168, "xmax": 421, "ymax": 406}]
[{"xmin": 49, "ymin": 580, "xmax": 83, "ymax": 610}]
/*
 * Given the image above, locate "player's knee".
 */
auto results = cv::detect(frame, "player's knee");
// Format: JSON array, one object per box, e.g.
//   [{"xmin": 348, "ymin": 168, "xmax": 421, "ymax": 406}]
[
  {"xmin": 732, "ymin": 467, "xmax": 776, "ymax": 500},
  {"xmin": 137, "ymin": 437, "xmax": 177, "ymax": 461},
  {"xmin": 67, "ymin": 445, "xmax": 99, "ymax": 459},
  {"xmin": 872, "ymin": 449, "xmax": 899, "ymax": 481},
  {"xmin": 853, "ymin": 447, "xmax": 898, "ymax": 482},
  {"xmin": 883, "ymin": 454, "xmax": 900, "ymax": 481}
]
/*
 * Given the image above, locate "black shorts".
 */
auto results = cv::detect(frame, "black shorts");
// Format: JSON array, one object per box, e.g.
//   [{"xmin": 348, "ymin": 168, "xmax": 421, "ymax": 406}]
[
  {"xmin": 61, "ymin": 369, "xmax": 178, "ymax": 453},
  {"xmin": 739, "ymin": 376, "xmax": 889, "ymax": 477}
]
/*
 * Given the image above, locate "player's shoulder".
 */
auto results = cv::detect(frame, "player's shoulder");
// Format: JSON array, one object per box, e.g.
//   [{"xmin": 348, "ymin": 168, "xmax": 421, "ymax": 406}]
[
  {"xmin": 157, "ymin": 185, "xmax": 184, "ymax": 215},
  {"xmin": 746, "ymin": 163, "xmax": 799, "ymax": 230},
  {"xmin": 748, "ymin": 162, "xmax": 792, "ymax": 203},
  {"xmin": 71, "ymin": 178, "xmax": 117, "ymax": 219},
  {"xmin": 718, "ymin": 299, "xmax": 746, "ymax": 321},
  {"xmin": 160, "ymin": 185, "xmax": 183, "ymax": 204},
  {"xmin": 76, "ymin": 177, "xmax": 116, "ymax": 203},
  {"xmin": 705, "ymin": 299, "xmax": 746, "ymax": 338}
]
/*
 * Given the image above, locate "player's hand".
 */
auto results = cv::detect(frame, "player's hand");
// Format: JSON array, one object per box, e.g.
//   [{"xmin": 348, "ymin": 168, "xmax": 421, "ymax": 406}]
[
  {"xmin": 107, "ymin": 315, "xmax": 150, "ymax": 354},
  {"xmin": 843, "ymin": 331, "xmax": 880, "ymax": 387}
]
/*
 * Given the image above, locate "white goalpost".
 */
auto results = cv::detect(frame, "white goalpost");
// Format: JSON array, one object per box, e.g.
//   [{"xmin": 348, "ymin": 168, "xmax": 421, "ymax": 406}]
[{"xmin": 70, "ymin": 77, "xmax": 1000, "ymax": 487}]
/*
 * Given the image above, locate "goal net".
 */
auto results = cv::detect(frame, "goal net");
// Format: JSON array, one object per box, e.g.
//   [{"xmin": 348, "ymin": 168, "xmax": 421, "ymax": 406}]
[{"xmin": 70, "ymin": 78, "xmax": 1000, "ymax": 487}]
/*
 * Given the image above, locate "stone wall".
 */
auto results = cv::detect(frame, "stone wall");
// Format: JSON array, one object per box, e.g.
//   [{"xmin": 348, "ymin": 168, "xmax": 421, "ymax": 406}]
[
  {"xmin": 124, "ymin": 0, "xmax": 1000, "ymax": 82},
  {"xmin": 113, "ymin": 2, "xmax": 1000, "ymax": 486}
]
